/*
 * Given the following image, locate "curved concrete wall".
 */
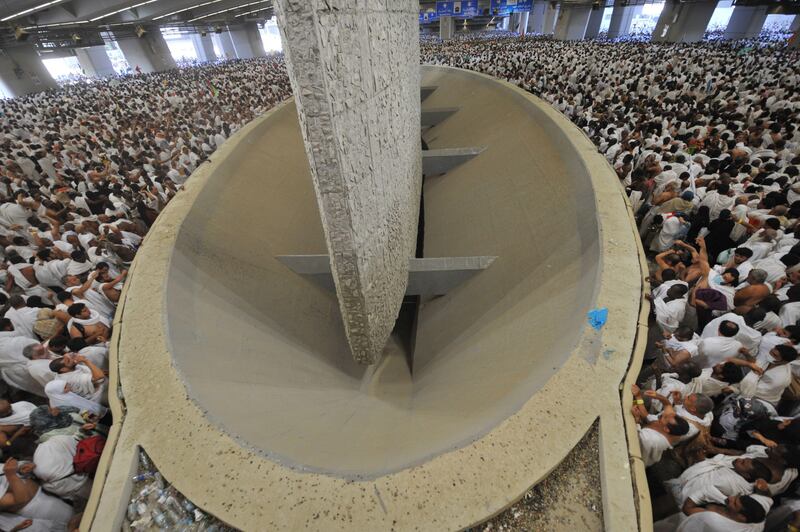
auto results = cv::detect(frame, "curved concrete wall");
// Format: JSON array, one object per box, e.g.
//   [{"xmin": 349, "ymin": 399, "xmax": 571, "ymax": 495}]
[{"xmin": 83, "ymin": 66, "xmax": 647, "ymax": 531}]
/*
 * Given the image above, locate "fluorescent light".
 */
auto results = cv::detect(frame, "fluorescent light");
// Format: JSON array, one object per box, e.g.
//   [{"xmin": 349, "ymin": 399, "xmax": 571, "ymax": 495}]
[
  {"xmin": 90, "ymin": 0, "xmax": 159, "ymax": 22},
  {"xmin": 23, "ymin": 20, "xmax": 90, "ymax": 29},
  {"xmin": 188, "ymin": 0, "xmax": 270, "ymax": 22},
  {"xmin": 235, "ymin": 6, "xmax": 271, "ymax": 17},
  {"xmin": 153, "ymin": 0, "xmax": 224, "ymax": 20},
  {"xmin": 1, "ymin": 0, "xmax": 66, "ymax": 22}
]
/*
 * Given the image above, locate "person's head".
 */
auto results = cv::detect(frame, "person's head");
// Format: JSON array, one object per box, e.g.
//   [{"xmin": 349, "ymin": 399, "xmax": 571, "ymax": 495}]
[
  {"xmin": 0, "ymin": 399, "xmax": 11, "ymax": 418},
  {"xmin": 7, "ymin": 295, "xmax": 25, "ymax": 310},
  {"xmin": 47, "ymin": 336, "xmax": 68, "ymax": 354},
  {"xmin": 667, "ymin": 284, "xmax": 688, "ymax": 300},
  {"xmin": 0, "ymin": 318, "xmax": 14, "ymax": 332},
  {"xmin": 733, "ymin": 457, "xmax": 771, "ymax": 482},
  {"xmin": 66, "ymin": 337, "xmax": 87, "ymax": 353},
  {"xmin": 684, "ymin": 393, "xmax": 714, "ymax": 418},
  {"xmin": 727, "ymin": 495, "xmax": 767, "ymax": 524},
  {"xmin": 713, "ymin": 361, "xmax": 745, "ymax": 384},
  {"xmin": 722, "ymin": 267, "xmax": 740, "ymax": 285},
  {"xmin": 21, "ymin": 343, "xmax": 47, "ymax": 360},
  {"xmin": 63, "ymin": 275, "xmax": 81, "ymax": 287},
  {"xmin": 719, "ymin": 320, "xmax": 740, "ymax": 338},
  {"xmin": 67, "ymin": 303, "xmax": 89, "ymax": 319},
  {"xmin": 673, "ymin": 326, "xmax": 695, "ymax": 343},
  {"xmin": 48, "ymin": 354, "xmax": 77, "ymax": 374},
  {"xmin": 733, "ymin": 247, "xmax": 753, "ymax": 264},
  {"xmin": 781, "ymin": 254, "xmax": 800, "ymax": 269},
  {"xmin": 769, "ymin": 344, "xmax": 798, "ymax": 364},
  {"xmin": 664, "ymin": 415, "xmax": 690, "ymax": 436},
  {"xmin": 661, "ymin": 268, "xmax": 677, "ymax": 282},
  {"xmin": 746, "ymin": 269, "xmax": 768, "ymax": 286}
]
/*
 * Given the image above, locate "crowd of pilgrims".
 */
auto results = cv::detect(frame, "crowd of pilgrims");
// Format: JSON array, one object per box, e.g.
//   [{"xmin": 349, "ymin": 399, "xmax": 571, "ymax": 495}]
[
  {"xmin": 421, "ymin": 33, "xmax": 800, "ymax": 531},
  {"xmin": 0, "ymin": 56, "xmax": 291, "ymax": 531},
  {"xmin": 0, "ymin": 29, "xmax": 794, "ymax": 532}
]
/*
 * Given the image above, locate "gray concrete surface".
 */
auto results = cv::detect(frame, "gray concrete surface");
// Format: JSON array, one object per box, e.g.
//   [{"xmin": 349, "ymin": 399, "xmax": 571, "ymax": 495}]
[
  {"xmin": 274, "ymin": 0, "xmax": 422, "ymax": 365},
  {"xmin": 84, "ymin": 66, "xmax": 647, "ymax": 531}
]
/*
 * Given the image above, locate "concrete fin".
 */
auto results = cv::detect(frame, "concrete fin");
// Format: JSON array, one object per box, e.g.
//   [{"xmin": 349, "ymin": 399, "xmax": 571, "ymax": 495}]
[
  {"xmin": 421, "ymin": 107, "xmax": 459, "ymax": 127},
  {"xmin": 421, "ymin": 86, "xmax": 437, "ymax": 101},
  {"xmin": 422, "ymin": 146, "xmax": 486, "ymax": 176},
  {"xmin": 276, "ymin": 255, "xmax": 496, "ymax": 296}
]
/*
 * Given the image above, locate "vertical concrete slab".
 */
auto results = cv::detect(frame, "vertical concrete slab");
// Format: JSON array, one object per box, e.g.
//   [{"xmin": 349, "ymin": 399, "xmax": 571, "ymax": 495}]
[
  {"xmin": 723, "ymin": 5, "xmax": 769, "ymax": 40},
  {"xmin": 191, "ymin": 34, "xmax": 216, "ymax": 62},
  {"xmin": 228, "ymin": 26, "xmax": 255, "ymax": 59},
  {"xmin": 554, "ymin": 5, "xmax": 592, "ymax": 40},
  {"xmin": 517, "ymin": 11, "xmax": 530, "ymax": 36},
  {"xmin": 653, "ymin": 0, "xmax": 718, "ymax": 43},
  {"xmin": 114, "ymin": 27, "xmax": 176, "ymax": 73},
  {"xmin": 75, "ymin": 45, "xmax": 115, "ymax": 78},
  {"xmin": 584, "ymin": 6, "xmax": 604, "ymax": 39},
  {"xmin": 216, "ymin": 31, "xmax": 237, "ymax": 60},
  {"xmin": 607, "ymin": 1, "xmax": 640, "ymax": 39},
  {"xmin": 0, "ymin": 45, "xmax": 57, "ymax": 96},
  {"xmin": 245, "ymin": 22, "xmax": 267, "ymax": 57},
  {"xmin": 528, "ymin": 1, "xmax": 546, "ymax": 34},
  {"xmin": 440, "ymin": 15, "xmax": 454, "ymax": 40},
  {"xmin": 275, "ymin": 0, "xmax": 422, "ymax": 365},
  {"xmin": 543, "ymin": 2, "xmax": 559, "ymax": 35}
]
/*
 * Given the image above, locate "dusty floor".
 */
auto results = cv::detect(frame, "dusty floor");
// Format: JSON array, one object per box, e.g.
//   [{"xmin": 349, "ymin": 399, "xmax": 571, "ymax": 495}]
[{"xmin": 467, "ymin": 420, "xmax": 603, "ymax": 532}]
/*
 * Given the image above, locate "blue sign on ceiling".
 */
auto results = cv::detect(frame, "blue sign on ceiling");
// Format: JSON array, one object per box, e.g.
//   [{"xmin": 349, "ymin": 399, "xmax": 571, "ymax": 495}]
[
  {"xmin": 437, "ymin": 1, "xmax": 480, "ymax": 18},
  {"xmin": 420, "ymin": 8, "xmax": 438, "ymax": 23},
  {"xmin": 490, "ymin": 0, "xmax": 533, "ymax": 16}
]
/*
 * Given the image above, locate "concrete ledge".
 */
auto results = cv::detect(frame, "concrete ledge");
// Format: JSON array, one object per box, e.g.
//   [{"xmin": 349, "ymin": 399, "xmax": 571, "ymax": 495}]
[{"xmin": 82, "ymin": 66, "xmax": 646, "ymax": 531}]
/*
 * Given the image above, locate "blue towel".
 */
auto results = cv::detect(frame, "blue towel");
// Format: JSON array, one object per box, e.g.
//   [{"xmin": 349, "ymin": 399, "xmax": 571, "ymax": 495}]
[{"xmin": 587, "ymin": 308, "xmax": 608, "ymax": 331}]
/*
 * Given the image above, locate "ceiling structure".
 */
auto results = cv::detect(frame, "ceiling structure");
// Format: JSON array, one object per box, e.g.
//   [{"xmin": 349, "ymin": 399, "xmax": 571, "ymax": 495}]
[
  {"xmin": 0, "ymin": 0, "xmax": 796, "ymax": 47},
  {"xmin": 0, "ymin": 0, "xmax": 275, "ymax": 46}
]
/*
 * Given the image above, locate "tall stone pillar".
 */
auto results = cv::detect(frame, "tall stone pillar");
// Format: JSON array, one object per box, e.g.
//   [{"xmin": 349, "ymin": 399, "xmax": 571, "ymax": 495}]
[
  {"xmin": 723, "ymin": 5, "xmax": 768, "ymax": 40},
  {"xmin": 75, "ymin": 45, "xmax": 115, "ymax": 78},
  {"xmin": 274, "ymin": 0, "xmax": 422, "ymax": 365},
  {"xmin": 191, "ymin": 33, "xmax": 217, "ymax": 62},
  {"xmin": 244, "ymin": 22, "xmax": 267, "ymax": 57},
  {"xmin": 653, "ymin": 0, "xmax": 718, "ymax": 43},
  {"xmin": 440, "ymin": 15, "xmax": 455, "ymax": 40},
  {"xmin": 227, "ymin": 26, "xmax": 255, "ymax": 59},
  {"xmin": 114, "ymin": 27, "xmax": 177, "ymax": 73},
  {"xmin": 528, "ymin": 1, "xmax": 546, "ymax": 34},
  {"xmin": 791, "ymin": 14, "xmax": 800, "ymax": 32},
  {"xmin": 584, "ymin": 6, "xmax": 604, "ymax": 39},
  {"xmin": 0, "ymin": 44, "xmax": 57, "ymax": 96},
  {"xmin": 543, "ymin": 2, "xmax": 559, "ymax": 35},
  {"xmin": 554, "ymin": 5, "xmax": 592, "ymax": 40},
  {"xmin": 607, "ymin": 1, "xmax": 640, "ymax": 39}
]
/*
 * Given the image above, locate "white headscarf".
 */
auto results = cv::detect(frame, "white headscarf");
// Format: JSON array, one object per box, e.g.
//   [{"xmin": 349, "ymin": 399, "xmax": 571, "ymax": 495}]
[{"xmin": 44, "ymin": 380, "xmax": 107, "ymax": 417}]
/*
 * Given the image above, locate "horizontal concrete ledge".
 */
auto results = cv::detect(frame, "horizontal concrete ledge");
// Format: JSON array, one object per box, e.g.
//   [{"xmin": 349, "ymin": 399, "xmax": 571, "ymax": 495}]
[
  {"xmin": 422, "ymin": 146, "xmax": 486, "ymax": 175},
  {"xmin": 422, "ymin": 107, "xmax": 459, "ymax": 127},
  {"xmin": 276, "ymin": 255, "xmax": 496, "ymax": 296},
  {"xmin": 421, "ymin": 85, "xmax": 437, "ymax": 101}
]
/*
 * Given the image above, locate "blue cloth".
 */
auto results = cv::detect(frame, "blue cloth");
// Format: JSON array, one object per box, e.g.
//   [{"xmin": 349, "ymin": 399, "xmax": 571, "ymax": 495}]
[{"xmin": 587, "ymin": 308, "xmax": 608, "ymax": 330}]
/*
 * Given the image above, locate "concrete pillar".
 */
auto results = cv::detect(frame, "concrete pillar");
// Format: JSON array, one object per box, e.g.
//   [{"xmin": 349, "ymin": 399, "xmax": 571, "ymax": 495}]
[
  {"xmin": 74, "ymin": 46, "xmax": 115, "ymax": 78},
  {"xmin": 500, "ymin": 16, "xmax": 509, "ymax": 30},
  {"xmin": 607, "ymin": 1, "xmax": 641, "ymax": 39},
  {"xmin": 517, "ymin": 11, "xmax": 530, "ymax": 35},
  {"xmin": 584, "ymin": 6, "xmax": 604, "ymax": 39},
  {"xmin": 114, "ymin": 27, "xmax": 177, "ymax": 73},
  {"xmin": 554, "ymin": 5, "xmax": 592, "ymax": 40},
  {"xmin": 274, "ymin": 0, "xmax": 422, "ymax": 365},
  {"xmin": 0, "ymin": 44, "xmax": 57, "ymax": 96},
  {"xmin": 723, "ymin": 5, "xmax": 768, "ymax": 40},
  {"xmin": 440, "ymin": 15, "xmax": 454, "ymax": 40},
  {"xmin": 191, "ymin": 34, "xmax": 217, "ymax": 62},
  {"xmin": 227, "ymin": 26, "xmax": 255, "ymax": 59},
  {"xmin": 528, "ymin": 1, "xmax": 546, "ymax": 34},
  {"xmin": 790, "ymin": 14, "xmax": 800, "ymax": 32},
  {"xmin": 653, "ymin": 0, "xmax": 718, "ymax": 43},
  {"xmin": 244, "ymin": 22, "xmax": 267, "ymax": 57},
  {"xmin": 543, "ymin": 2, "xmax": 559, "ymax": 35},
  {"xmin": 217, "ymin": 31, "xmax": 237, "ymax": 60}
]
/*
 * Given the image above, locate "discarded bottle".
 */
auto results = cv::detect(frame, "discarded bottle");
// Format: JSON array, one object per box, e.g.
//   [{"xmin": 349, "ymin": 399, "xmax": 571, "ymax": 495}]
[
  {"xmin": 126, "ymin": 502, "xmax": 138, "ymax": 521},
  {"xmin": 132, "ymin": 472, "xmax": 155, "ymax": 482},
  {"xmin": 152, "ymin": 511, "xmax": 169, "ymax": 528}
]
